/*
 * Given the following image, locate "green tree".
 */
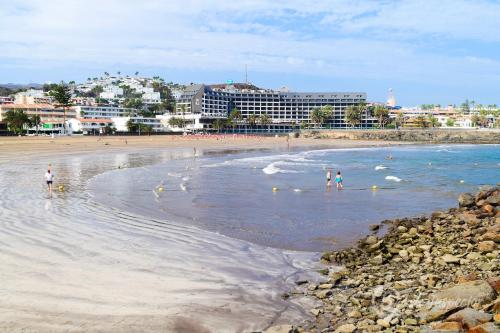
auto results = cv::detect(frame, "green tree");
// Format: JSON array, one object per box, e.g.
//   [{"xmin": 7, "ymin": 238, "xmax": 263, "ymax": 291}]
[
  {"xmin": 446, "ymin": 118, "xmax": 455, "ymax": 127},
  {"xmin": 227, "ymin": 108, "xmax": 241, "ymax": 131},
  {"xmin": 479, "ymin": 115, "xmax": 489, "ymax": 127},
  {"xmin": 374, "ymin": 105, "xmax": 390, "ymax": 128},
  {"xmin": 471, "ymin": 114, "xmax": 481, "ymax": 127},
  {"xmin": 168, "ymin": 117, "xmax": 186, "ymax": 128},
  {"xmin": 247, "ymin": 113, "xmax": 258, "ymax": 128},
  {"xmin": 140, "ymin": 124, "xmax": 153, "ymax": 135},
  {"xmin": 321, "ymin": 105, "xmax": 333, "ymax": 126},
  {"xmin": 212, "ymin": 118, "xmax": 226, "ymax": 132},
  {"xmin": 49, "ymin": 82, "xmax": 73, "ymax": 134},
  {"xmin": 345, "ymin": 104, "xmax": 363, "ymax": 128},
  {"xmin": 310, "ymin": 105, "xmax": 333, "ymax": 127},
  {"xmin": 415, "ymin": 115, "xmax": 428, "ymax": 128},
  {"xmin": 126, "ymin": 119, "xmax": 138, "ymax": 133},
  {"xmin": 4, "ymin": 110, "xmax": 30, "ymax": 134},
  {"xmin": 123, "ymin": 98, "xmax": 144, "ymax": 109},
  {"xmin": 310, "ymin": 107, "xmax": 323, "ymax": 126},
  {"xmin": 427, "ymin": 114, "xmax": 440, "ymax": 128},
  {"xmin": 460, "ymin": 99, "xmax": 470, "ymax": 114},
  {"xmin": 260, "ymin": 114, "xmax": 271, "ymax": 132},
  {"xmin": 30, "ymin": 114, "xmax": 42, "ymax": 135},
  {"xmin": 395, "ymin": 112, "xmax": 405, "ymax": 128}
]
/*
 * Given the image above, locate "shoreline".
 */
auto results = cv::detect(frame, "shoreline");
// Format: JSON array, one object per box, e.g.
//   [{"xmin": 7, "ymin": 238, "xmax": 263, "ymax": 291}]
[
  {"xmin": 0, "ymin": 135, "xmax": 411, "ymax": 161},
  {"xmin": 278, "ymin": 187, "xmax": 499, "ymax": 333},
  {"xmin": 1, "ymin": 136, "xmax": 497, "ymax": 332}
]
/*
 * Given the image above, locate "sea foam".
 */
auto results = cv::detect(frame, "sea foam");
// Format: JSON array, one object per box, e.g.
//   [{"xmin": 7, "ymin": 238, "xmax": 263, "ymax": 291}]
[
  {"xmin": 375, "ymin": 165, "xmax": 388, "ymax": 170},
  {"xmin": 385, "ymin": 176, "xmax": 402, "ymax": 182}
]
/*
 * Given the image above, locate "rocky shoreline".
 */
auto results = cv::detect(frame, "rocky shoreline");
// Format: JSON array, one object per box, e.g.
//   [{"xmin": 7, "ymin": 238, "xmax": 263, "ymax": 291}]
[
  {"xmin": 301, "ymin": 129, "xmax": 500, "ymax": 144},
  {"xmin": 264, "ymin": 186, "xmax": 499, "ymax": 333}
]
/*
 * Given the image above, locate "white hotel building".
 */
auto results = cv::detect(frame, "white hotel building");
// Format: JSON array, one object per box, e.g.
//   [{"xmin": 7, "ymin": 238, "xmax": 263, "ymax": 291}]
[
  {"xmin": 172, "ymin": 83, "xmax": 374, "ymax": 132},
  {"xmin": 69, "ymin": 105, "xmax": 163, "ymax": 133}
]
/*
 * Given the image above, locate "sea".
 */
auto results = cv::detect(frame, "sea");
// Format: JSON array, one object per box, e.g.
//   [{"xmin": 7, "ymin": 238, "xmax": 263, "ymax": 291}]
[{"xmin": 88, "ymin": 144, "xmax": 500, "ymax": 252}]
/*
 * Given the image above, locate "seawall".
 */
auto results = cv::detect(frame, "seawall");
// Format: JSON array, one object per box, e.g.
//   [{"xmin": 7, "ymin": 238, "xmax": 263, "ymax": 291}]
[{"xmin": 301, "ymin": 129, "xmax": 500, "ymax": 144}]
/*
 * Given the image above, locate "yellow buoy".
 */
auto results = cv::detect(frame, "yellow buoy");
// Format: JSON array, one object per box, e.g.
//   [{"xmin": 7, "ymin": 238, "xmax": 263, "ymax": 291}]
[
  {"xmin": 272, "ymin": 187, "xmax": 278, "ymax": 192},
  {"xmin": 158, "ymin": 186, "xmax": 164, "ymax": 192},
  {"xmin": 58, "ymin": 185, "xmax": 65, "ymax": 192},
  {"xmin": 372, "ymin": 185, "xmax": 378, "ymax": 190}
]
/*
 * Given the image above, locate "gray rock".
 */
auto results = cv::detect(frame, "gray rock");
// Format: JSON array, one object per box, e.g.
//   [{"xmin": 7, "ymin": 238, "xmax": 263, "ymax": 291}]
[
  {"xmin": 458, "ymin": 193, "xmax": 474, "ymax": 207},
  {"xmin": 315, "ymin": 289, "xmax": 332, "ymax": 299},
  {"xmin": 264, "ymin": 325, "xmax": 297, "ymax": 333},
  {"xmin": 432, "ymin": 280, "xmax": 496, "ymax": 305},
  {"xmin": 334, "ymin": 323, "xmax": 356, "ymax": 333},
  {"xmin": 441, "ymin": 254, "xmax": 460, "ymax": 264},
  {"xmin": 365, "ymin": 235, "xmax": 378, "ymax": 245},
  {"xmin": 445, "ymin": 308, "xmax": 493, "ymax": 329}
]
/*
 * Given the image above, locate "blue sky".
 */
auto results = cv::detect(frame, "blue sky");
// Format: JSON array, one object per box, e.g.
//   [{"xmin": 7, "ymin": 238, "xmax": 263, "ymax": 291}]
[{"xmin": 1, "ymin": 0, "xmax": 500, "ymax": 106}]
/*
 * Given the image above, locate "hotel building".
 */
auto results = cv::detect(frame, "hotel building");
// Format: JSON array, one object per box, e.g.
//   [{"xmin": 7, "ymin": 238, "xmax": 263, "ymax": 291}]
[
  {"xmin": 173, "ymin": 84, "xmax": 373, "ymax": 132},
  {"xmin": 0, "ymin": 103, "xmax": 75, "ymax": 134}
]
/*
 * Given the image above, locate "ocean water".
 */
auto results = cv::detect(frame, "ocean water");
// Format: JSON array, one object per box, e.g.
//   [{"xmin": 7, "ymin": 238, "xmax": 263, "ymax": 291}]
[{"xmin": 88, "ymin": 144, "xmax": 500, "ymax": 252}]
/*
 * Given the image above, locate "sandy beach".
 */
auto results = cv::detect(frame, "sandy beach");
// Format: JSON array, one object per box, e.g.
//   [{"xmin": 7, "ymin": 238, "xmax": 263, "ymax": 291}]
[
  {"xmin": 0, "ymin": 135, "xmax": 404, "ymax": 333},
  {"xmin": 0, "ymin": 134, "xmax": 405, "ymax": 158}
]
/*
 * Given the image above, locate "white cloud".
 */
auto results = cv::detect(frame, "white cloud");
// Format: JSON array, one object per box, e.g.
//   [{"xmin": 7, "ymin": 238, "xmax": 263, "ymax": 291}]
[{"xmin": 1, "ymin": 0, "xmax": 500, "ymax": 89}]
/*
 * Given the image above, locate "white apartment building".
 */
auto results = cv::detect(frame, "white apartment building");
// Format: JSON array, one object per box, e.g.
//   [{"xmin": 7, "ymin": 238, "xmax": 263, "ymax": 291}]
[
  {"xmin": 73, "ymin": 105, "xmax": 137, "ymax": 119},
  {"xmin": 142, "ymin": 91, "xmax": 161, "ymax": 104},
  {"xmin": 14, "ymin": 89, "xmax": 53, "ymax": 104},
  {"xmin": 112, "ymin": 116, "xmax": 164, "ymax": 132},
  {"xmin": 99, "ymin": 86, "xmax": 124, "ymax": 100},
  {"xmin": 156, "ymin": 113, "xmax": 204, "ymax": 132}
]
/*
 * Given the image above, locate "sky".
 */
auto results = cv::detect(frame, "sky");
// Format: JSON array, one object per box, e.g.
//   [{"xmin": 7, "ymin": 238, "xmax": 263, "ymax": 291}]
[{"xmin": 1, "ymin": 0, "xmax": 500, "ymax": 106}]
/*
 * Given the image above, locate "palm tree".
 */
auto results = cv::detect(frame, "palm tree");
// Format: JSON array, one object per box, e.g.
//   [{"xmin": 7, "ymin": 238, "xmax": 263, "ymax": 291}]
[
  {"xmin": 50, "ymin": 82, "xmax": 73, "ymax": 134},
  {"xmin": 260, "ymin": 114, "xmax": 271, "ymax": 132},
  {"xmin": 345, "ymin": 105, "xmax": 362, "ymax": 128},
  {"xmin": 30, "ymin": 114, "xmax": 42, "ymax": 135},
  {"xmin": 212, "ymin": 119, "xmax": 226, "ymax": 133},
  {"xmin": 310, "ymin": 107, "xmax": 324, "ymax": 127},
  {"xmin": 374, "ymin": 105, "xmax": 389, "ymax": 128},
  {"xmin": 135, "ymin": 71, "xmax": 139, "ymax": 76},
  {"xmin": 117, "ymin": 71, "xmax": 121, "ymax": 76},
  {"xmin": 248, "ymin": 113, "xmax": 258, "ymax": 128},
  {"xmin": 427, "ymin": 114, "xmax": 440, "ymax": 128},
  {"xmin": 395, "ymin": 112, "xmax": 405, "ymax": 129},
  {"xmin": 229, "ymin": 108, "xmax": 242, "ymax": 131},
  {"xmin": 415, "ymin": 115, "xmax": 428, "ymax": 128},
  {"xmin": 4, "ymin": 110, "xmax": 30, "ymax": 135}
]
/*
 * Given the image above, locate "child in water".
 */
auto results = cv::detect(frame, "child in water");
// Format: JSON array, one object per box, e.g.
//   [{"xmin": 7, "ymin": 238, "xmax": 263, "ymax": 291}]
[
  {"xmin": 326, "ymin": 169, "xmax": 332, "ymax": 186},
  {"xmin": 45, "ymin": 169, "xmax": 54, "ymax": 194},
  {"xmin": 335, "ymin": 171, "xmax": 343, "ymax": 190}
]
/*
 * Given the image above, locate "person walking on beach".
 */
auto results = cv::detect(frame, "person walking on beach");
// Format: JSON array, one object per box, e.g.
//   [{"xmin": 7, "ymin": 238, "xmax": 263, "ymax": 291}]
[
  {"xmin": 326, "ymin": 169, "xmax": 332, "ymax": 187},
  {"xmin": 335, "ymin": 171, "xmax": 343, "ymax": 190},
  {"xmin": 45, "ymin": 169, "xmax": 54, "ymax": 194}
]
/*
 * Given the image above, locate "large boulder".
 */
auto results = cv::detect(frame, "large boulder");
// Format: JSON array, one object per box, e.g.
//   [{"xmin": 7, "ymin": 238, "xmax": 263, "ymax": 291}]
[
  {"xmin": 432, "ymin": 280, "xmax": 497, "ymax": 305},
  {"xmin": 468, "ymin": 322, "xmax": 499, "ymax": 333},
  {"xmin": 445, "ymin": 308, "xmax": 493, "ymax": 329},
  {"xmin": 422, "ymin": 280, "xmax": 497, "ymax": 322},
  {"xmin": 459, "ymin": 193, "xmax": 475, "ymax": 207}
]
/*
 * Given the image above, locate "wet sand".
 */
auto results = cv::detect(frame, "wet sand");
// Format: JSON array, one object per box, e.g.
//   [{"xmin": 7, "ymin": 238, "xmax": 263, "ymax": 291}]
[{"xmin": 0, "ymin": 135, "xmax": 403, "ymax": 333}]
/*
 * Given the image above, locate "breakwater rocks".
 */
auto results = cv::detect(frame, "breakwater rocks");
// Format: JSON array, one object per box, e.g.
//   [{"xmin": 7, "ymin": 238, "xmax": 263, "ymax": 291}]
[
  {"xmin": 302, "ymin": 129, "xmax": 500, "ymax": 144},
  {"xmin": 264, "ymin": 187, "xmax": 499, "ymax": 333}
]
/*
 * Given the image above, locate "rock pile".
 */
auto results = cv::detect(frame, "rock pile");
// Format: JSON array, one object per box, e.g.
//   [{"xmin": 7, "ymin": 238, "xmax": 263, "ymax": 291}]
[{"xmin": 268, "ymin": 186, "xmax": 499, "ymax": 333}]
